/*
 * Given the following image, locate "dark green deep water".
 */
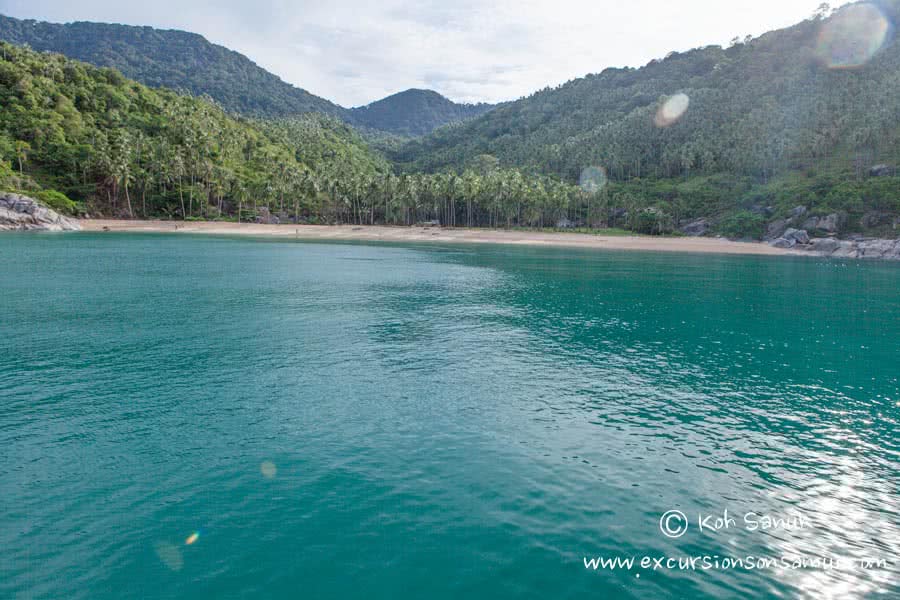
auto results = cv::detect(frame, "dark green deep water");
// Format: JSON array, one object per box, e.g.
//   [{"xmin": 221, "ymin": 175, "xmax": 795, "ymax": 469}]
[{"xmin": 2, "ymin": 233, "xmax": 899, "ymax": 599}]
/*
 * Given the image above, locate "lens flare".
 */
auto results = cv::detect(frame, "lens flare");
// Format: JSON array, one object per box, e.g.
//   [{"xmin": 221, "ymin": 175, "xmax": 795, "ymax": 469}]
[
  {"xmin": 654, "ymin": 93, "xmax": 690, "ymax": 128},
  {"xmin": 154, "ymin": 542, "xmax": 184, "ymax": 571},
  {"xmin": 579, "ymin": 166, "xmax": 608, "ymax": 193},
  {"xmin": 260, "ymin": 461, "xmax": 277, "ymax": 478},
  {"xmin": 816, "ymin": 3, "xmax": 891, "ymax": 69},
  {"xmin": 185, "ymin": 532, "xmax": 200, "ymax": 545}
]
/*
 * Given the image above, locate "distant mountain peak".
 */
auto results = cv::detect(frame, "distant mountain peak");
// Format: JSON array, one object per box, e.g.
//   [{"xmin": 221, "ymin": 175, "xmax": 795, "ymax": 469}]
[
  {"xmin": 0, "ymin": 14, "xmax": 496, "ymax": 137},
  {"xmin": 350, "ymin": 88, "xmax": 495, "ymax": 137}
]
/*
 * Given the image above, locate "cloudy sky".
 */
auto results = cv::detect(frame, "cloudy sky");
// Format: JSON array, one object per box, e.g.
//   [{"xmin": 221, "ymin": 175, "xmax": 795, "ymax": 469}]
[{"xmin": 0, "ymin": 0, "xmax": 831, "ymax": 107}]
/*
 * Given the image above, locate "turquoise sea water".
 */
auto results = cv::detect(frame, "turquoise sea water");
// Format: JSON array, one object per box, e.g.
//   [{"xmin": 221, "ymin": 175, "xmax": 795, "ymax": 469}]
[{"xmin": 2, "ymin": 233, "xmax": 899, "ymax": 599}]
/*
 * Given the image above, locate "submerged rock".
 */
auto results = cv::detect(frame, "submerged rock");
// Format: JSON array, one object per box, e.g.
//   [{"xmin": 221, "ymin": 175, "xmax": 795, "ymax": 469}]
[{"xmin": 0, "ymin": 193, "xmax": 80, "ymax": 231}]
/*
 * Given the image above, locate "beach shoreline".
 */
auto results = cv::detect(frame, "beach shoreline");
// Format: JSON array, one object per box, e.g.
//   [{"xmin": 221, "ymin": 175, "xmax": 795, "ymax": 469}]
[{"xmin": 79, "ymin": 219, "xmax": 804, "ymax": 257}]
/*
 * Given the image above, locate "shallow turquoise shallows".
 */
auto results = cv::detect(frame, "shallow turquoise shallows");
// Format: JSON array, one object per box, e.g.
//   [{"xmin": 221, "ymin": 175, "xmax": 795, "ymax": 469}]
[{"xmin": 2, "ymin": 233, "xmax": 899, "ymax": 599}]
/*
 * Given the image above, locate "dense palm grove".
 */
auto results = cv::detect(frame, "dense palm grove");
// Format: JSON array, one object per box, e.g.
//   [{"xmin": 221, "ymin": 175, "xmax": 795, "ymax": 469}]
[{"xmin": 0, "ymin": 43, "xmax": 595, "ymax": 227}]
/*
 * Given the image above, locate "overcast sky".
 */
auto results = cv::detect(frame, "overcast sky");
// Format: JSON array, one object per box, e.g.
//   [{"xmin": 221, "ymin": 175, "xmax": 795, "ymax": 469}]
[{"xmin": 0, "ymin": 0, "xmax": 833, "ymax": 107}]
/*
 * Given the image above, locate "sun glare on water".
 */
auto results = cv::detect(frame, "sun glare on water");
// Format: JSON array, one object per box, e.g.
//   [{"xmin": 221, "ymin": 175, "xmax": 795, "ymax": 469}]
[{"xmin": 260, "ymin": 461, "xmax": 277, "ymax": 478}]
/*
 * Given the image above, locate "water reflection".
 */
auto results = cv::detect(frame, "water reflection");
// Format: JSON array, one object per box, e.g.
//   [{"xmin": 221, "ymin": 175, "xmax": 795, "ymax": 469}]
[{"xmin": 3, "ymin": 237, "xmax": 898, "ymax": 599}]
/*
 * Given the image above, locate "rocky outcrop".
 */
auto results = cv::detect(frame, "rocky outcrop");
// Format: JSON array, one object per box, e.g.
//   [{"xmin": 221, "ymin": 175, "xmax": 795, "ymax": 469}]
[
  {"xmin": 801, "ymin": 213, "xmax": 844, "ymax": 234},
  {"xmin": 869, "ymin": 164, "xmax": 894, "ymax": 177},
  {"xmin": 861, "ymin": 211, "xmax": 890, "ymax": 228},
  {"xmin": 769, "ymin": 228, "xmax": 810, "ymax": 248},
  {"xmin": 0, "ymin": 193, "xmax": 81, "ymax": 231},
  {"xmin": 765, "ymin": 206, "xmax": 811, "ymax": 241},
  {"xmin": 766, "ymin": 218, "xmax": 789, "ymax": 240},
  {"xmin": 254, "ymin": 206, "xmax": 280, "ymax": 225},
  {"xmin": 795, "ymin": 237, "xmax": 900, "ymax": 260},
  {"xmin": 678, "ymin": 218, "xmax": 709, "ymax": 236},
  {"xmin": 808, "ymin": 238, "xmax": 841, "ymax": 254},
  {"xmin": 788, "ymin": 206, "xmax": 807, "ymax": 219}
]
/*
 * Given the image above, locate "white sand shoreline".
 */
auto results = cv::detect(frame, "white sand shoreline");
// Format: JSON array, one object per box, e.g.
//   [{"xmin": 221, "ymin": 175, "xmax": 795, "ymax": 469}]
[{"xmin": 79, "ymin": 219, "xmax": 804, "ymax": 257}]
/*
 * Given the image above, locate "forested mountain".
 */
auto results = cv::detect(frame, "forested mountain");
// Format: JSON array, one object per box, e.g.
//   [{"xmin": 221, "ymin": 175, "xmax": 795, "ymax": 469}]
[
  {"xmin": 0, "ymin": 42, "xmax": 389, "ymax": 219},
  {"xmin": 397, "ymin": 2, "xmax": 900, "ymax": 181},
  {"xmin": 2, "ymin": 4, "xmax": 899, "ymax": 239},
  {"xmin": 0, "ymin": 43, "xmax": 586, "ymax": 227},
  {"xmin": 0, "ymin": 15, "xmax": 345, "ymax": 118},
  {"xmin": 349, "ymin": 89, "xmax": 494, "ymax": 138},
  {"xmin": 0, "ymin": 15, "xmax": 495, "ymax": 136},
  {"xmin": 390, "ymin": 1, "xmax": 900, "ymax": 236}
]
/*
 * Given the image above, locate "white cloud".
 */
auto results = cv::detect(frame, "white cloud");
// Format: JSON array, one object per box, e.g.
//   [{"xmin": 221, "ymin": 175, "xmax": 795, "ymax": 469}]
[{"xmin": 0, "ymin": 0, "xmax": 834, "ymax": 106}]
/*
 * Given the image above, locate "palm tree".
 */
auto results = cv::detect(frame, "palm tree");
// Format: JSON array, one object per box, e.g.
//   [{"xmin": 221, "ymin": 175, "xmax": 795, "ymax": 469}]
[{"xmin": 14, "ymin": 140, "xmax": 30, "ymax": 173}]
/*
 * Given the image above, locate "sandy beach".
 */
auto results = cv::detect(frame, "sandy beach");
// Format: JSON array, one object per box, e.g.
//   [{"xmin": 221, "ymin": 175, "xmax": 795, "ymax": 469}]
[{"xmin": 79, "ymin": 220, "xmax": 803, "ymax": 257}]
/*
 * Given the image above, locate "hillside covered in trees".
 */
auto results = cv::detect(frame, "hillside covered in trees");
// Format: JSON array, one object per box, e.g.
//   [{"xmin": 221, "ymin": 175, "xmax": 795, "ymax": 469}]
[
  {"xmin": 0, "ymin": 43, "xmax": 590, "ymax": 227},
  {"xmin": 0, "ymin": 15, "xmax": 344, "ymax": 119},
  {"xmin": 0, "ymin": 41, "xmax": 389, "ymax": 219},
  {"xmin": 349, "ymin": 89, "xmax": 495, "ymax": 138},
  {"xmin": 392, "ymin": 1, "xmax": 900, "ymax": 238},
  {"xmin": 1, "ymin": 3, "xmax": 899, "ymax": 240},
  {"xmin": 0, "ymin": 15, "xmax": 495, "ymax": 137}
]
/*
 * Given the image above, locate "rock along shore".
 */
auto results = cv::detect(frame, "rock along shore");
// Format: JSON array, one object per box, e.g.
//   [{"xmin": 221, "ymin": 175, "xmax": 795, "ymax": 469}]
[{"xmin": 0, "ymin": 193, "xmax": 81, "ymax": 231}]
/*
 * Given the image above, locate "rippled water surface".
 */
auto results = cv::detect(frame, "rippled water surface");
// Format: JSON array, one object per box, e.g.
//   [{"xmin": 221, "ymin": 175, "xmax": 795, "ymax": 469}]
[{"xmin": 2, "ymin": 233, "xmax": 899, "ymax": 599}]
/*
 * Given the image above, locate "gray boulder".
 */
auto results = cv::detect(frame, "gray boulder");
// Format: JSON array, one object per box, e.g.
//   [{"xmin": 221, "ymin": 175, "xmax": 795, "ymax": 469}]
[
  {"xmin": 766, "ymin": 219, "xmax": 788, "ymax": 240},
  {"xmin": 801, "ymin": 213, "xmax": 842, "ymax": 233},
  {"xmin": 809, "ymin": 238, "xmax": 841, "ymax": 254},
  {"xmin": 789, "ymin": 206, "xmax": 808, "ymax": 219},
  {"xmin": 770, "ymin": 237, "xmax": 796, "ymax": 249},
  {"xmin": 749, "ymin": 205, "xmax": 774, "ymax": 217},
  {"xmin": 858, "ymin": 239, "xmax": 899, "ymax": 259},
  {"xmin": 816, "ymin": 213, "xmax": 843, "ymax": 233},
  {"xmin": 861, "ymin": 211, "xmax": 889, "ymax": 228},
  {"xmin": 0, "ymin": 193, "xmax": 80, "ymax": 231},
  {"xmin": 254, "ymin": 207, "xmax": 280, "ymax": 225},
  {"xmin": 783, "ymin": 228, "xmax": 810, "ymax": 245},
  {"xmin": 679, "ymin": 218, "xmax": 709, "ymax": 236},
  {"xmin": 831, "ymin": 241, "xmax": 859, "ymax": 259}
]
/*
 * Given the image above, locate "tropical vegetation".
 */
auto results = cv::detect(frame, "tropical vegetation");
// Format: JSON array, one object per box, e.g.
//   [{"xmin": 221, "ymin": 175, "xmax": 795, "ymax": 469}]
[
  {"xmin": 2, "ymin": 3, "xmax": 900, "ymax": 239},
  {"xmin": 0, "ymin": 15, "xmax": 494, "ymax": 137}
]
